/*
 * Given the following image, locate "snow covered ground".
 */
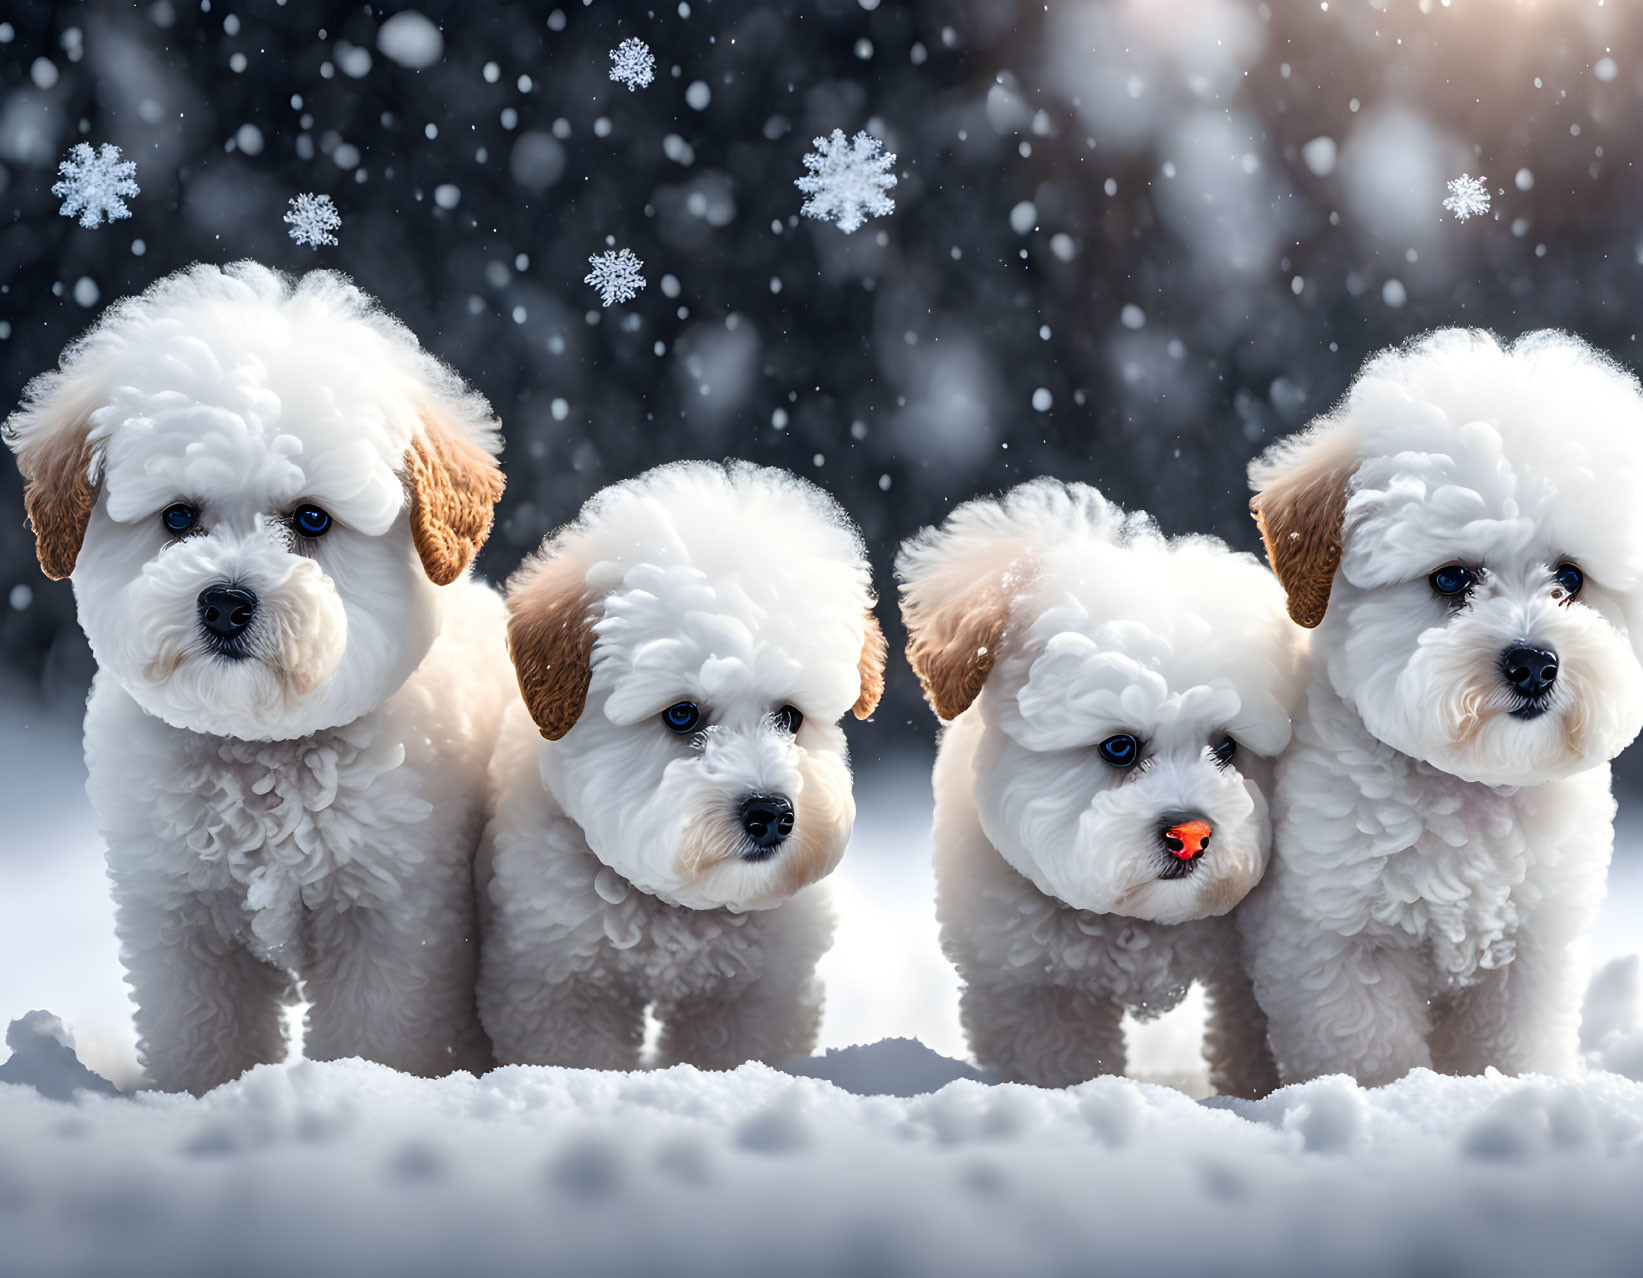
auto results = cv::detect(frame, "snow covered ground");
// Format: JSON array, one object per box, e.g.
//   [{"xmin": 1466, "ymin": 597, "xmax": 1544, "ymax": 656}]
[
  {"xmin": 5, "ymin": 696, "xmax": 1643, "ymax": 1275},
  {"xmin": 5, "ymin": 1029, "xmax": 1643, "ymax": 1276}
]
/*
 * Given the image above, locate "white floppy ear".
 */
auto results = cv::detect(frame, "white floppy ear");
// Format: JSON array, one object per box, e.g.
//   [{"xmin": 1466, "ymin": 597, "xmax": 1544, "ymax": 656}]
[
  {"xmin": 4, "ymin": 361, "xmax": 111, "ymax": 581},
  {"xmin": 896, "ymin": 511, "xmax": 1037, "ymax": 721},
  {"xmin": 1248, "ymin": 417, "xmax": 1361, "ymax": 628}
]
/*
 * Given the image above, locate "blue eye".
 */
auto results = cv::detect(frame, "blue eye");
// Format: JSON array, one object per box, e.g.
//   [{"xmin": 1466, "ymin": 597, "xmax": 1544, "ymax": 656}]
[
  {"xmin": 775, "ymin": 705, "xmax": 804, "ymax": 735},
  {"xmin": 1554, "ymin": 563, "xmax": 1584, "ymax": 597},
  {"xmin": 1097, "ymin": 734, "xmax": 1140, "ymax": 768},
  {"xmin": 663, "ymin": 701, "xmax": 702, "ymax": 734},
  {"xmin": 161, "ymin": 504, "xmax": 197, "ymax": 534},
  {"xmin": 1429, "ymin": 564, "xmax": 1477, "ymax": 598},
  {"xmin": 1212, "ymin": 736, "xmax": 1238, "ymax": 769},
  {"xmin": 292, "ymin": 504, "xmax": 332, "ymax": 538}
]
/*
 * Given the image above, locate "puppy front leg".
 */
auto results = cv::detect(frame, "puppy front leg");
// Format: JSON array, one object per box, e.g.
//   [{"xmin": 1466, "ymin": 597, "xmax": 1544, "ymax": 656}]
[
  {"xmin": 959, "ymin": 980, "xmax": 1125, "ymax": 1087},
  {"xmin": 1250, "ymin": 922, "xmax": 1433, "ymax": 1086},
  {"xmin": 654, "ymin": 893, "xmax": 835, "ymax": 1069},
  {"xmin": 1202, "ymin": 963, "xmax": 1279, "ymax": 1099},
  {"xmin": 115, "ymin": 889, "xmax": 294, "ymax": 1095},
  {"xmin": 654, "ymin": 965, "xmax": 826, "ymax": 1070},
  {"xmin": 1429, "ymin": 930, "xmax": 1587, "ymax": 1078},
  {"xmin": 481, "ymin": 971, "xmax": 647, "ymax": 1069},
  {"xmin": 302, "ymin": 882, "xmax": 491, "ymax": 1076}
]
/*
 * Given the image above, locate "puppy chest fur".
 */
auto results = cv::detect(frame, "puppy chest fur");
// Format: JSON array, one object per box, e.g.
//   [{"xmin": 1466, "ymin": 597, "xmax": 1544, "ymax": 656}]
[
  {"xmin": 1274, "ymin": 675, "xmax": 1614, "ymax": 994},
  {"xmin": 945, "ymin": 842, "xmax": 1237, "ymax": 1022},
  {"xmin": 486, "ymin": 822, "xmax": 829, "ymax": 1004},
  {"xmin": 89, "ymin": 679, "xmax": 446, "ymax": 964}
]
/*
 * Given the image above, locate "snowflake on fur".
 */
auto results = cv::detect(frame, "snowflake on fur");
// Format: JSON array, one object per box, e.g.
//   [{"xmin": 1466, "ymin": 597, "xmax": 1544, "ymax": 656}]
[
  {"xmin": 608, "ymin": 37, "xmax": 655, "ymax": 91},
  {"xmin": 584, "ymin": 248, "xmax": 646, "ymax": 307},
  {"xmin": 51, "ymin": 142, "xmax": 139, "ymax": 229},
  {"xmin": 1442, "ymin": 173, "xmax": 1491, "ymax": 222},
  {"xmin": 284, "ymin": 193, "xmax": 341, "ymax": 249},
  {"xmin": 795, "ymin": 129, "xmax": 897, "ymax": 234}
]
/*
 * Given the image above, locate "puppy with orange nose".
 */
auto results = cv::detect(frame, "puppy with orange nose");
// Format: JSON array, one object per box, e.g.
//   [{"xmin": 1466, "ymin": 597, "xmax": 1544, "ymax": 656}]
[
  {"xmin": 476, "ymin": 461, "xmax": 885, "ymax": 1070},
  {"xmin": 898, "ymin": 479, "xmax": 1304, "ymax": 1095}
]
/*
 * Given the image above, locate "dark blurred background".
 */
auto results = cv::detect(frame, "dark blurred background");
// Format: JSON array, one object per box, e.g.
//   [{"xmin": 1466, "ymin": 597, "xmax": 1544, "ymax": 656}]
[{"xmin": 3, "ymin": 0, "xmax": 1642, "ymax": 784}]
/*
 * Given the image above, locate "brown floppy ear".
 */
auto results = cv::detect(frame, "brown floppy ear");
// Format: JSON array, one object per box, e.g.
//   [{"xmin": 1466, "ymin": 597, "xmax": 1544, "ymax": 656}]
[
  {"xmin": 18, "ymin": 426, "xmax": 97, "ymax": 581},
  {"xmin": 404, "ymin": 408, "xmax": 505, "ymax": 586},
  {"xmin": 852, "ymin": 610, "xmax": 887, "ymax": 720},
  {"xmin": 898, "ymin": 508, "xmax": 1040, "ymax": 722},
  {"xmin": 1248, "ymin": 420, "xmax": 1360, "ymax": 628},
  {"xmin": 902, "ymin": 579, "xmax": 1013, "ymax": 721},
  {"xmin": 506, "ymin": 550, "xmax": 597, "ymax": 741},
  {"xmin": 7, "ymin": 375, "xmax": 107, "ymax": 581}
]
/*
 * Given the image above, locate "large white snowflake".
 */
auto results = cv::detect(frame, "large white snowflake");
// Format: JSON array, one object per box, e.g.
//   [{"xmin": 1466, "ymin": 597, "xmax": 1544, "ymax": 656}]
[
  {"xmin": 284, "ymin": 193, "xmax": 341, "ymax": 249},
  {"xmin": 51, "ymin": 142, "xmax": 139, "ymax": 229},
  {"xmin": 584, "ymin": 248, "xmax": 647, "ymax": 307},
  {"xmin": 1442, "ymin": 173, "xmax": 1491, "ymax": 222},
  {"xmin": 795, "ymin": 129, "xmax": 897, "ymax": 234},
  {"xmin": 608, "ymin": 37, "xmax": 655, "ymax": 91}
]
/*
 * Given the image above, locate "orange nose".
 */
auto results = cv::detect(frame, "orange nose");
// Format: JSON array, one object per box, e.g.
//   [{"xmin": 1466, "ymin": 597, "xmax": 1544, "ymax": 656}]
[{"xmin": 1163, "ymin": 819, "xmax": 1212, "ymax": 861}]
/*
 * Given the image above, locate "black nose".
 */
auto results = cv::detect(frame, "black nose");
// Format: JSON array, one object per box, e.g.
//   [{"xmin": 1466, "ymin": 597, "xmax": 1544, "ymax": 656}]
[
  {"xmin": 1502, "ymin": 645, "xmax": 1558, "ymax": 698},
  {"xmin": 739, "ymin": 794, "xmax": 795, "ymax": 853},
  {"xmin": 197, "ymin": 585, "xmax": 258, "ymax": 639}
]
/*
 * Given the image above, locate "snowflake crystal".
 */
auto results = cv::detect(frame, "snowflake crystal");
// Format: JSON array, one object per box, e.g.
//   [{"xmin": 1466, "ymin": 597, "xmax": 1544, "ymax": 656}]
[
  {"xmin": 795, "ymin": 129, "xmax": 897, "ymax": 234},
  {"xmin": 284, "ymin": 193, "xmax": 341, "ymax": 249},
  {"xmin": 1442, "ymin": 173, "xmax": 1491, "ymax": 222},
  {"xmin": 584, "ymin": 248, "xmax": 647, "ymax": 307},
  {"xmin": 51, "ymin": 142, "xmax": 139, "ymax": 229},
  {"xmin": 608, "ymin": 37, "xmax": 655, "ymax": 91}
]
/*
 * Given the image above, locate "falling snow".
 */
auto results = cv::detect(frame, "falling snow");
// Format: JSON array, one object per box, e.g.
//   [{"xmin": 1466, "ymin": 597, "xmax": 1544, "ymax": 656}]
[
  {"xmin": 50, "ymin": 143, "xmax": 139, "ymax": 229},
  {"xmin": 283, "ymin": 192, "xmax": 341, "ymax": 249},
  {"xmin": 795, "ymin": 129, "xmax": 897, "ymax": 234},
  {"xmin": 584, "ymin": 247, "xmax": 647, "ymax": 307},
  {"xmin": 608, "ymin": 37, "xmax": 655, "ymax": 91},
  {"xmin": 1443, "ymin": 173, "xmax": 1492, "ymax": 222}
]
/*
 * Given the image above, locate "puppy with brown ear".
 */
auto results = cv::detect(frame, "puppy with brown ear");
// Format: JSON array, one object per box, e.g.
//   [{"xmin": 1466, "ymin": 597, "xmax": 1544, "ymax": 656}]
[
  {"xmin": 1243, "ymin": 330, "xmax": 1643, "ymax": 1087},
  {"xmin": 476, "ymin": 461, "xmax": 884, "ymax": 1070},
  {"xmin": 900, "ymin": 479, "xmax": 1301, "ymax": 1095},
  {"xmin": 3, "ymin": 263, "xmax": 512, "ymax": 1093}
]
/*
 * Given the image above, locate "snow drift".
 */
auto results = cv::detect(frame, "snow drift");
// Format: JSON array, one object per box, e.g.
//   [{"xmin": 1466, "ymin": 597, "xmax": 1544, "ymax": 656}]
[{"xmin": 4, "ymin": 1024, "xmax": 1643, "ymax": 1278}]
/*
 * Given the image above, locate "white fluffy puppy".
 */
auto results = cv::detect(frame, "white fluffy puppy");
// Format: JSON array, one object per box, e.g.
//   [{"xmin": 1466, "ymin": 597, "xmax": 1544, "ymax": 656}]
[
  {"xmin": 1244, "ymin": 329, "xmax": 1643, "ymax": 1087},
  {"xmin": 477, "ymin": 461, "xmax": 885, "ymax": 1070},
  {"xmin": 899, "ymin": 479, "xmax": 1301, "ymax": 1095},
  {"xmin": 4, "ymin": 262, "xmax": 512, "ymax": 1094}
]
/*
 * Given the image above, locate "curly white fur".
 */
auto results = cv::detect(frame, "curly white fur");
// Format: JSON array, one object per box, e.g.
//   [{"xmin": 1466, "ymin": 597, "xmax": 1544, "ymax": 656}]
[
  {"xmin": 1244, "ymin": 329, "xmax": 1643, "ymax": 1086},
  {"xmin": 900, "ymin": 479, "xmax": 1303, "ymax": 1094},
  {"xmin": 4, "ymin": 263, "xmax": 512, "ymax": 1093},
  {"xmin": 477, "ymin": 461, "xmax": 879, "ymax": 1070}
]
